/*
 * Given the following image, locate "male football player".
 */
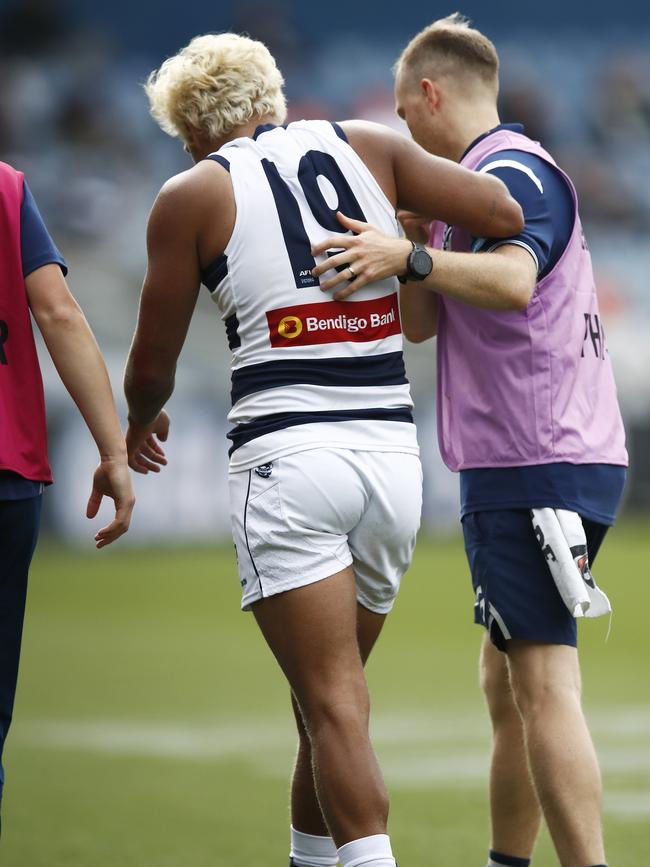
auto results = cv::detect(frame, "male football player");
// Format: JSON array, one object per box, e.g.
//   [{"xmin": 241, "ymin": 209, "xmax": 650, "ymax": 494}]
[
  {"xmin": 311, "ymin": 15, "xmax": 626, "ymax": 867},
  {"xmin": 0, "ymin": 162, "xmax": 134, "ymax": 830},
  {"xmin": 124, "ymin": 32, "xmax": 522, "ymax": 867}
]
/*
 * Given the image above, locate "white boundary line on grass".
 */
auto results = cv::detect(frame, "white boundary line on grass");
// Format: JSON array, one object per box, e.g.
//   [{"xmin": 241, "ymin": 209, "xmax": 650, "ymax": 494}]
[{"xmin": 13, "ymin": 707, "xmax": 650, "ymax": 817}]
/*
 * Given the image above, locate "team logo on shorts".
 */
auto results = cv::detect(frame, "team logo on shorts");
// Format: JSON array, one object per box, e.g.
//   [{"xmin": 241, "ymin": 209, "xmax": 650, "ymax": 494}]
[
  {"xmin": 267, "ymin": 295, "xmax": 401, "ymax": 347},
  {"xmin": 254, "ymin": 463, "xmax": 273, "ymax": 478}
]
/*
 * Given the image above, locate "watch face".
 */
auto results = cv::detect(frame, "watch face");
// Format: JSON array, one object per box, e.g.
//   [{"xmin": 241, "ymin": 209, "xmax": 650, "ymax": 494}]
[{"xmin": 411, "ymin": 248, "xmax": 433, "ymax": 278}]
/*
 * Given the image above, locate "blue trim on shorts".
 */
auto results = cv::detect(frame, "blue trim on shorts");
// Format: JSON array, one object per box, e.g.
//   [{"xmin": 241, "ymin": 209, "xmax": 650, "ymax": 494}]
[
  {"xmin": 242, "ymin": 470, "xmax": 262, "ymax": 595},
  {"xmin": 463, "ymin": 509, "xmax": 608, "ymax": 651}
]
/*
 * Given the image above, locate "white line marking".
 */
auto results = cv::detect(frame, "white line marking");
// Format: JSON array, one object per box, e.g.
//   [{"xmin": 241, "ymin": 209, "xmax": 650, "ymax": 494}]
[{"xmin": 12, "ymin": 707, "xmax": 650, "ymax": 815}]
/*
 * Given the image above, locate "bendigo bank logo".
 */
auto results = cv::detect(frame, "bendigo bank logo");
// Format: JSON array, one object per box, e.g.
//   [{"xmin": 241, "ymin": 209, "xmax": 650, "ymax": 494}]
[
  {"xmin": 267, "ymin": 295, "xmax": 401, "ymax": 347},
  {"xmin": 277, "ymin": 315, "xmax": 303, "ymax": 339}
]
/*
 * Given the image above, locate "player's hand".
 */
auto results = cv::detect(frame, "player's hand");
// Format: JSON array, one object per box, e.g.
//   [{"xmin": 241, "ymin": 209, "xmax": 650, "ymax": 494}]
[
  {"xmin": 87, "ymin": 457, "xmax": 135, "ymax": 549},
  {"xmin": 397, "ymin": 210, "xmax": 431, "ymax": 244},
  {"xmin": 311, "ymin": 212, "xmax": 413, "ymax": 300},
  {"xmin": 126, "ymin": 410, "xmax": 170, "ymax": 475}
]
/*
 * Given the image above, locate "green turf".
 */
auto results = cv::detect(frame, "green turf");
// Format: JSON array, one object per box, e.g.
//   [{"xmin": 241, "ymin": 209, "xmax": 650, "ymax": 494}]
[{"xmin": 2, "ymin": 518, "xmax": 649, "ymax": 865}]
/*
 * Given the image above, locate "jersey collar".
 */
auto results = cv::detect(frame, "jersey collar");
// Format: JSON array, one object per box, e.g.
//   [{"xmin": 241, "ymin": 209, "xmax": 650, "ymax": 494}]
[{"xmin": 460, "ymin": 122, "xmax": 525, "ymax": 162}]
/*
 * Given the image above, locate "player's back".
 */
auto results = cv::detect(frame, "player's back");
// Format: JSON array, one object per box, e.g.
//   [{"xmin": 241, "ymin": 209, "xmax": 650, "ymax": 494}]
[{"xmin": 202, "ymin": 120, "xmax": 418, "ymax": 470}]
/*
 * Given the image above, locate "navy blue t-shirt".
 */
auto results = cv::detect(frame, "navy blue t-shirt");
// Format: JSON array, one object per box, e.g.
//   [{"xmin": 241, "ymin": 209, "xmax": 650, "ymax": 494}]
[
  {"xmin": 0, "ymin": 180, "xmax": 67, "ymax": 500},
  {"xmin": 460, "ymin": 124, "xmax": 626, "ymax": 526}
]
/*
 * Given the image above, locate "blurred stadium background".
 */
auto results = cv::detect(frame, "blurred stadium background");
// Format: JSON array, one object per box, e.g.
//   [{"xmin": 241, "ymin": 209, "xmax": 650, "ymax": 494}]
[{"xmin": 1, "ymin": 0, "xmax": 649, "ymax": 864}]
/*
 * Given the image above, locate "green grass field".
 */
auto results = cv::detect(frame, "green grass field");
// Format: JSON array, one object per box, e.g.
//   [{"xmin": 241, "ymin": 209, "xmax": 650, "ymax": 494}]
[{"xmin": 2, "ymin": 519, "xmax": 649, "ymax": 866}]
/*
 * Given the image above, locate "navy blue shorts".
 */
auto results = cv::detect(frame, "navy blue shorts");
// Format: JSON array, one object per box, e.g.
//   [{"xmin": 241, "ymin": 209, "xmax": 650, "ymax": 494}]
[
  {"xmin": 462, "ymin": 509, "xmax": 608, "ymax": 651},
  {"xmin": 0, "ymin": 495, "xmax": 42, "ymax": 806}
]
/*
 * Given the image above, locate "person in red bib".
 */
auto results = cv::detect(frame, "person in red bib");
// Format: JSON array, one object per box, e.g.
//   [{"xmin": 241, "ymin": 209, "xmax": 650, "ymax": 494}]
[{"xmin": 0, "ymin": 160, "xmax": 135, "ymax": 828}]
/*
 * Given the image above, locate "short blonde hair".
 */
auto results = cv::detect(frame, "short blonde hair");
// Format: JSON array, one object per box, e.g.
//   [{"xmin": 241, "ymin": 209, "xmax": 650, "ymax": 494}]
[
  {"xmin": 145, "ymin": 33, "xmax": 288, "ymax": 143},
  {"xmin": 396, "ymin": 12, "xmax": 499, "ymax": 90}
]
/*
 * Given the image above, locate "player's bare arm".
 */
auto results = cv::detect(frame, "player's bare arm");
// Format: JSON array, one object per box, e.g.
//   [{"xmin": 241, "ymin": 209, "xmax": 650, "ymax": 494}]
[
  {"xmin": 399, "ymin": 284, "xmax": 439, "ymax": 343},
  {"xmin": 312, "ymin": 120, "xmax": 529, "ymax": 305},
  {"xmin": 393, "ymin": 210, "xmax": 440, "ymax": 342},
  {"xmin": 26, "ymin": 263, "xmax": 135, "ymax": 547},
  {"xmin": 340, "ymin": 120, "xmax": 524, "ymax": 238},
  {"xmin": 312, "ymin": 213, "xmax": 536, "ymax": 308},
  {"xmin": 124, "ymin": 160, "xmax": 234, "ymax": 473}
]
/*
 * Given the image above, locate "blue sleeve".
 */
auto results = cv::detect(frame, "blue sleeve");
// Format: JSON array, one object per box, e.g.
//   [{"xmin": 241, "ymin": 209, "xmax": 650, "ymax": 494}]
[
  {"xmin": 20, "ymin": 181, "xmax": 68, "ymax": 278},
  {"xmin": 472, "ymin": 150, "xmax": 574, "ymax": 279}
]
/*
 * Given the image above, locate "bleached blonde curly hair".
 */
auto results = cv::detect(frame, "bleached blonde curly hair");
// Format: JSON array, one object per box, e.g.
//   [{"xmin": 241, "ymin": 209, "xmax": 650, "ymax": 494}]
[{"xmin": 145, "ymin": 33, "xmax": 288, "ymax": 144}]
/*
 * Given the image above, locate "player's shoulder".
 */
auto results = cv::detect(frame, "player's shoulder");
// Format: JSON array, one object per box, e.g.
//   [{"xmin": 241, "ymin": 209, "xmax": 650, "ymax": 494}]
[
  {"xmin": 338, "ymin": 119, "xmax": 406, "ymax": 149},
  {"xmin": 337, "ymin": 119, "xmax": 418, "ymax": 179},
  {"xmin": 154, "ymin": 160, "xmax": 232, "ymax": 222},
  {"xmin": 160, "ymin": 158, "xmax": 229, "ymax": 198}
]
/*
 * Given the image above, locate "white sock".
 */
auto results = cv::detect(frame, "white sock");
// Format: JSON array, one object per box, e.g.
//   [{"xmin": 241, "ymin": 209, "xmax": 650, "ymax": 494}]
[
  {"xmin": 337, "ymin": 834, "xmax": 396, "ymax": 867},
  {"xmin": 290, "ymin": 826, "xmax": 338, "ymax": 867}
]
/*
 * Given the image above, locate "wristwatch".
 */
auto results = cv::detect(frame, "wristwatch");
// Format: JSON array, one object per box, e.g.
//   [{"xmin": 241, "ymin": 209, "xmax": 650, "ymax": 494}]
[{"xmin": 398, "ymin": 241, "xmax": 433, "ymax": 283}]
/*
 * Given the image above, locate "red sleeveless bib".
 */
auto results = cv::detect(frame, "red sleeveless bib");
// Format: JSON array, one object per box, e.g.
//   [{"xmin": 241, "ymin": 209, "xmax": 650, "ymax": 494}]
[{"xmin": 0, "ymin": 162, "xmax": 52, "ymax": 482}]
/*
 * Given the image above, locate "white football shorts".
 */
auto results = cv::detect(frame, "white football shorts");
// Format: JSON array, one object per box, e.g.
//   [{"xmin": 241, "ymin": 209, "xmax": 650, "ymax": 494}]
[{"xmin": 229, "ymin": 447, "xmax": 422, "ymax": 613}]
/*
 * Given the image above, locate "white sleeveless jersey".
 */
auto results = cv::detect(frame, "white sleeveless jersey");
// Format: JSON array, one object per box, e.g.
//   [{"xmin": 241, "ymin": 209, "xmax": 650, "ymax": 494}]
[{"xmin": 202, "ymin": 120, "xmax": 418, "ymax": 470}]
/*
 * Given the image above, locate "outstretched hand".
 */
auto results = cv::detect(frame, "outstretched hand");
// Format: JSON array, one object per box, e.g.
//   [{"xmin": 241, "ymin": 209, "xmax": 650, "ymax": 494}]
[
  {"xmin": 87, "ymin": 457, "xmax": 135, "ymax": 549},
  {"xmin": 311, "ymin": 212, "xmax": 413, "ymax": 300}
]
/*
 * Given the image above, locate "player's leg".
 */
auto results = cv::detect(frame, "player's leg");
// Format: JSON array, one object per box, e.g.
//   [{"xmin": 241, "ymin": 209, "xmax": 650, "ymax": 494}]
[
  {"xmin": 466, "ymin": 510, "xmax": 610, "ymax": 867},
  {"xmin": 0, "ymin": 494, "xmax": 42, "ymax": 831},
  {"xmin": 290, "ymin": 602, "xmax": 386, "ymax": 830},
  {"xmin": 229, "ymin": 450, "xmax": 418, "ymax": 865},
  {"xmin": 290, "ymin": 690, "xmax": 327, "ymax": 836},
  {"xmin": 463, "ymin": 508, "xmax": 583, "ymax": 867},
  {"xmin": 506, "ymin": 641, "xmax": 605, "ymax": 867},
  {"xmin": 289, "ymin": 603, "xmax": 387, "ymax": 864},
  {"xmin": 479, "ymin": 635, "xmax": 542, "ymax": 862},
  {"xmin": 253, "ymin": 567, "xmax": 391, "ymax": 847}
]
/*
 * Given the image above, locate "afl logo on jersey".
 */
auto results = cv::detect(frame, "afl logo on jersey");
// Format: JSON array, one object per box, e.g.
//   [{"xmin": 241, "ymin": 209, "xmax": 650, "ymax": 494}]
[{"xmin": 278, "ymin": 315, "xmax": 303, "ymax": 339}]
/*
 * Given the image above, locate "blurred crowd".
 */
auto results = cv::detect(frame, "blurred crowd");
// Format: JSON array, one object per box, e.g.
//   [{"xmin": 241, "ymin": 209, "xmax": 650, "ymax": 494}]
[
  {"xmin": 4, "ymin": 2, "xmax": 650, "ymax": 233},
  {"xmin": 2, "ymin": 0, "xmax": 649, "ymax": 528}
]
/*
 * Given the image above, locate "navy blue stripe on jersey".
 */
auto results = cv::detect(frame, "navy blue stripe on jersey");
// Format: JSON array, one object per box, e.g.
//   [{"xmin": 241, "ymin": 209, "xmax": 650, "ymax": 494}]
[
  {"xmin": 252, "ymin": 123, "xmax": 287, "ymax": 140},
  {"xmin": 299, "ymin": 150, "xmax": 367, "ymax": 229},
  {"xmin": 228, "ymin": 407, "xmax": 414, "ymax": 455},
  {"xmin": 331, "ymin": 122, "xmax": 348, "ymax": 142},
  {"xmin": 262, "ymin": 157, "xmax": 319, "ymax": 288},
  {"xmin": 20, "ymin": 181, "xmax": 67, "ymax": 278},
  {"xmin": 205, "ymin": 154, "xmax": 230, "ymax": 172},
  {"xmin": 230, "ymin": 351, "xmax": 408, "ymax": 405},
  {"xmin": 474, "ymin": 147, "xmax": 575, "ymax": 280},
  {"xmin": 201, "ymin": 253, "xmax": 228, "ymax": 291},
  {"xmin": 225, "ymin": 313, "xmax": 241, "ymax": 350}
]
